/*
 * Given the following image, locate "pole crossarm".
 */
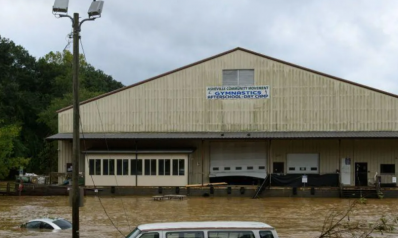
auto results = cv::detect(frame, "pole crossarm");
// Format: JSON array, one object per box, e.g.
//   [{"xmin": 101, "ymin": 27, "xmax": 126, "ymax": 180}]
[{"xmin": 58, "ymin": 14, "xmax": 96, "ymax": 32}]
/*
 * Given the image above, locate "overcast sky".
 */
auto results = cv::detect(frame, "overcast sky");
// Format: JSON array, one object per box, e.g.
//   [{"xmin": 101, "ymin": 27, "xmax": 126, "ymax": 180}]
[{"xmin": 1, "ymin": 0, "xmax": 398, "ymax": 95}]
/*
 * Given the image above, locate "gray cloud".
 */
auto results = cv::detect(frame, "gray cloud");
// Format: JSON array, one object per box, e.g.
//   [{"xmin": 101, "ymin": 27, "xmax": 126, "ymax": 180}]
[{"xmin": 1, "ymin": 0, "xmax": 397, "ymax": 94}]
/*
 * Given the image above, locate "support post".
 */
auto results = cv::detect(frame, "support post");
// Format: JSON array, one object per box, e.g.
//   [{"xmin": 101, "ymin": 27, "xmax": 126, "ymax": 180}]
[{"xmin": 72, "ymin": 12, "xmax": 80, "ymax": 238}]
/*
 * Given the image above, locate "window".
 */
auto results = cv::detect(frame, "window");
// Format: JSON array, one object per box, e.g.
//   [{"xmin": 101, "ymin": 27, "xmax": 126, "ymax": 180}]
[
  {"xmin": 95, "ymin": 159, "xmax": 101, "ymax": 175},
  {"xmin": 26, "ymin": 221, "xmax": 41, "ymax": 229},
  {"xmin": 259, "ymin": 166, "xmax": 265, "ymax": 170},
  {"xmin": 131, "ymin": 159, "xmax": 143, "ymax": 175},
  {"xmin": 172, "ymin": 159, "xmax": 185, "ymax": 176},
  {"xmin": 236, "ymin": 167, "xmax": 242, "ymax": 170},
  {"xmin": 158, "ymin": 159, "xmax": 171, "ymax": 175},
  {"xmin": 117, "ymin": 159, "xmax": 128, "ymax": 175},
  {"xmin": 89, "ymin": 159, "xmax": 101, "ymax": 175},
  {"xmin": 103, "ymin": 159, "xmax": 109, "ymax": 175},
  {"xmin": 380, "ymin": 164, "xmax": 395, "ymax": 174},
  {"xmin": 52, "ymin": 219, "xmax": 72, "ymax": 229},
  {"xmin": 89, "ymin": 160, "xmax": 94, "ymax": 175},
  {"xmin": 224, "ymin": 167, "xmax": 231, "ymax": 171},
  {"xmin": 213, "ymin": 167, "xmax": 219, "ymax": 171},
  {"xmin": 123, "ymin": 159, "xmax": 129, "ymax": 175},
  {"xmin": 259, "ymin": 231, "xmax": 274, "ymax": 238},
  {"xmin": 166, "ymin": 232, "xmax": 204, "ymax": 238},
  {"xmin": 145, "ymin": 159, "xmax": 157, "ymax": 176},
  {"xmin": 103, "ymin": 159, "xmax": 115, "ymax": 175},
  {"xmin": 223, "ymin": 69, "xmax": 254, "ymax": 86},
  {"xmin": 40, "ymin": 222, "xmax": 54, "ymax": 229},
  {"xmin": 273, "ymin": 162, "xmax": 284, "ymax": 173},
  {"xmin": 140, "ymin": 232, "xmax": 159, "ymax": 238},
  {"xmin": 247, "ymin": 166, "xmax": 253, "ymax": 170},
  {"xmin": 208, "ymin": 231, "xmax": 254, "ymax": 238}
]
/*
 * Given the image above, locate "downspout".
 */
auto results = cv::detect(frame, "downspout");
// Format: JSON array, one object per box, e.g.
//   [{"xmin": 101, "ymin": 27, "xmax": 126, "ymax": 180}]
[
  {"xmin": 201, "ymin": 139, "xmax": 204, "ymax": 186},
  {"xmin": 135, "ymin": 140, "xmax": 138, "ymax": 186},
  {"xmin": 339, "ymin": 139, "xmax": 342, "ymax": 197},
  {"xmin": 268, "ymin": 139, "xmax": 272, "ymax": 187}
]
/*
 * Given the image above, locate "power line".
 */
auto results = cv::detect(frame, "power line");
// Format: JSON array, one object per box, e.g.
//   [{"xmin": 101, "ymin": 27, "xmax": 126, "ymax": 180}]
[
  {"xmin": 79, "ymin": 36, "xmax": 132, "ymax": 235},
  {"xmin": 79, "ymin": 116, "xmax": 126, "ymax": 237}
]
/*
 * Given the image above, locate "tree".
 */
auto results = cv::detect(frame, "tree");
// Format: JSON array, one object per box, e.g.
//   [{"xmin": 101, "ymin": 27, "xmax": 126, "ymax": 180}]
[
  {"xmin": 36, "ymin": 50, "xmax": 124, "ymax": 175},
  {"xmin": 0, "ymin": 123, "xmax": 30, "ymax": 179},
  {"xmin": 0, "ymin": 36, "xmax": 124, "ymax": 178},
  {"xmin": 318, "ymin": 199, "xmax": 398, "ymax": 237}
]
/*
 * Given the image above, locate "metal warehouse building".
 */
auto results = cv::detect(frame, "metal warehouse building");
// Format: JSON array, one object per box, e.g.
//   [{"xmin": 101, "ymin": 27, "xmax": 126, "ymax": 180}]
[{"xmin": 48, "ymin": 48, "xmax": 398, "ymax": 192}]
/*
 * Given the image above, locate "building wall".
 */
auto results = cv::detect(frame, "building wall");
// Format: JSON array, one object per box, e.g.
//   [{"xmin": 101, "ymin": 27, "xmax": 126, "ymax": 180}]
[
  {"xmin": 84, "ymin": 154, "xmax": 188, "ymax": 186},
  {"xmin": 58, "ymin": 141, "xmax": 72, "ymax": 173},
  {"xmin": 58, "ymin": 138, "xmax": 397, "ymax": 186},
  {"xmin": 270, "ymin": 139, "xmax": 398, "ymax": 185},
  {"xmin": 58, "ymin": 50, "xmax": 398, "ymax": 133}
]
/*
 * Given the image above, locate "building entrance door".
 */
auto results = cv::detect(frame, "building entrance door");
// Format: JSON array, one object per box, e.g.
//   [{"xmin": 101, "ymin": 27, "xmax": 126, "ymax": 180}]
[{"xmin": 355, "ymin": 162, "xmax": 368, "ymax": 186}]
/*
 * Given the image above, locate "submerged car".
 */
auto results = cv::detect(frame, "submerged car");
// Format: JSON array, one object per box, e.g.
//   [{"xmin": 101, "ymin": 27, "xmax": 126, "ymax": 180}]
[{"xmin": 20, "ymin": 218, "xmax": 72, "ymax": 230}]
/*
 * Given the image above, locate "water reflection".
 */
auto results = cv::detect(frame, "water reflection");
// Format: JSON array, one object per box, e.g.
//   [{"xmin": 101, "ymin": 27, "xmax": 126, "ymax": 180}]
[{"xmin": 0, "ymin": 195, "xmax": 397, "ymax": 238}]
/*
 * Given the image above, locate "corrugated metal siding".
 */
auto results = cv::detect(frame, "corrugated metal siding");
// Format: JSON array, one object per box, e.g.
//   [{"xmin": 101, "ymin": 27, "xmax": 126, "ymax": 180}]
[
  {"xmin": 271, "ymin": 140, "xmax": 340, "ymax": 174},
  {"xmin": 58, "ymin": 50, "xmax": 398, "ymax": 133},
  {"xmin": 58, "ymin": 141, "xmax": 72, "ymax": 173},
  {"xmin": 269, "ymin": 139, "xmax": 397, "ymax": 186}
]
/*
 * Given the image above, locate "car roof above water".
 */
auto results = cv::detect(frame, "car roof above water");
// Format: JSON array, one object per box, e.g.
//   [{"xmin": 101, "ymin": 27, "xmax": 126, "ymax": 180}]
[
  {"xmin": 29, "ymin": 218, "xmax": 61, "ymax": 223},
  {"xmin": 138, "ymin": 221, "xmax": 274, "ymax": 231}
]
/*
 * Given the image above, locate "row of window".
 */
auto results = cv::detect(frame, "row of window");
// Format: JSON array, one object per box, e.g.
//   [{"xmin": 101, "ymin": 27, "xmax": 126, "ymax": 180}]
[
  {"xmin": 88, "ymin": 159, "xmax": 185, "ymax": 176},
  {"xmin": 139, "ymin": 230, "xmax": 274, "ymax": 238},
  {"xmin": 274, "ymin": 163, "xmax": 395, "ymax": 174},
  {"xmin": 288, "ymin": 167, "xmax": 318, "ymax": 171},
  {"xmin": 212, "ymin": 166, "xmax": 265, "ymax": 171}
]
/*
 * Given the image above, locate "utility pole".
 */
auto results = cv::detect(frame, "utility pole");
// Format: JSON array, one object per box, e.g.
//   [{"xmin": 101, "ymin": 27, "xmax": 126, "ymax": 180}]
[
  {"xmin": 72, "ymin": 12, "xmax": 80, "ymax": 238},
  {"xmin": 52, "ymin": 1, "xmax": 104, "ymax": 237}
]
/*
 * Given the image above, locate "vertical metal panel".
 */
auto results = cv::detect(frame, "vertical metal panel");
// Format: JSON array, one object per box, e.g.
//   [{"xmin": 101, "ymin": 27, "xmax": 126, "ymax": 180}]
[
  {"xmin": 269, "ymin": 139, "xmax": 397, "ymax": 186},
  {"xmin": 271, "ymin": 139, "xmax": 340, "ymax": 174},
  {"xmin": 58, "ymin": 50, "xmax": 398, "ymax": 133},
  {"xmin": 58, "ymin": 141, "xmax": 72, "ymax": 173}
]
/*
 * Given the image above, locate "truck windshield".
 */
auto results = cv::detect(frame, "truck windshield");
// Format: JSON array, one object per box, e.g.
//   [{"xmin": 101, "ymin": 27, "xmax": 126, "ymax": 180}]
[{"xmin": 126, "ymin": 228, "xmax": 141, "ymax": 238}]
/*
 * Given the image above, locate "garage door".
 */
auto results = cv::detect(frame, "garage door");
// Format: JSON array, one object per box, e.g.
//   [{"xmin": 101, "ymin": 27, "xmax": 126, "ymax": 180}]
[
  {"xmin": 287, "ymin": 153, "xmax": 319, "ymax": 174},
  {"xmin": 209, "ymin": 141, "xmax": 267, "ymax": 179}
]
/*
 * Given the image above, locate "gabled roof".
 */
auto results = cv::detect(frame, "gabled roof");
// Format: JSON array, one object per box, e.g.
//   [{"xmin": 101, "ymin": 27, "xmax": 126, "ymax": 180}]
[{"xmin": 57, "ymin": 47, "xmax": 398, "ymax": 113}]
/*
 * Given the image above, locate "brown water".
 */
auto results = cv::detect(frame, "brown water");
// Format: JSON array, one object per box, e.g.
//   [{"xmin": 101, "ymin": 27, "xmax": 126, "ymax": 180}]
[{"xmin": 0, "ymin": 195, "xmax": 397, "ymax": 238}]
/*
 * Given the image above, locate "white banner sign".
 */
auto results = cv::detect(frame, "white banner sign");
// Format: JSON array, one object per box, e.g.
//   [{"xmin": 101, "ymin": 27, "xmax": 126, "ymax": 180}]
[{"xmin": 206, "ymin": 86, "xmax": 269, "ymax": 100}]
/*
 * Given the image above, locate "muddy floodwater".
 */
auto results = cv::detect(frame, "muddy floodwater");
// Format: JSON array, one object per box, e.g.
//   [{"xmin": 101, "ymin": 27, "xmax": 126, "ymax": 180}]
[{"xmin": 0, "ymin": 195, "xmax": 397, "ymax": 238}]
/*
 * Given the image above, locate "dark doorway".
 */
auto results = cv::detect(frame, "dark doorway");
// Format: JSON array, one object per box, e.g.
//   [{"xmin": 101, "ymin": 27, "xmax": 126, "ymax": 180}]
[
  {"xmin": 273, "ymin": 162, "xmax": 284, "ymax": 174},
  {"xmin": 355, "ymin": 163, "xmax": 368, "ymax": 186}
]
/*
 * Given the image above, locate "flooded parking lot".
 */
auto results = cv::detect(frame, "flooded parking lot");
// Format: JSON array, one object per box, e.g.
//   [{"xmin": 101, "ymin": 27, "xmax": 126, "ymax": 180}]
[{"xmin": 0, "ymin": 195, "xmax": 397, "ymax": 238}]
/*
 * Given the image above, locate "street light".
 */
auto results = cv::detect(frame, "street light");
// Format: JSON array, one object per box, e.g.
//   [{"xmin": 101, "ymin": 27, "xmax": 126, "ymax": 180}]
[{"xmin": 53, "ymin": 1, "xmax": 104, "ymax": 237}]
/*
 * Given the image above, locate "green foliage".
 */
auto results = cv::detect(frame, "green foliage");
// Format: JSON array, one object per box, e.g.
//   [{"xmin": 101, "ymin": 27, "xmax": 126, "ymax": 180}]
[
  {"xmin": 0, "ymin": 123, "xmax": 30, "ymax": 179},
  {"xmin": 358, "ymin": 196, "xmax": 367, "ymax": 204},
  {"xmin": 0, "ymin": 35, "xmax": 124, "ymax": 177}
]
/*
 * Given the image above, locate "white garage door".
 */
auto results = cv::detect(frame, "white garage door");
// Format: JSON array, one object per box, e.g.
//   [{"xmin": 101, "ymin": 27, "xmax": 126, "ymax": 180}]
[
  {"xmin": 287, "ymin": 153, "xmax": 319, "ymax": 174},
  {"xmin": 209, "ymin": 141, "xmax": 267, "ymax": 179}
]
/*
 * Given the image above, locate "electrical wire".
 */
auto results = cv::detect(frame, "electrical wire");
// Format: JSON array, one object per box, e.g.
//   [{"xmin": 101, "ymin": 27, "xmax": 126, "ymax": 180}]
[
  {"xmin": 93, "ymin": 99, "xmax": 133, "ymax": 231},
  {"xmin": 79, "ymin": 117, "xmax": 126, "ymax": 237},
  {"xmin": 79, "ymin": 36, "xmax": 132, "ymax": 234},
  {"xmin": 64, "ymin": 32, "xmax": 73, "ymax": 51}
]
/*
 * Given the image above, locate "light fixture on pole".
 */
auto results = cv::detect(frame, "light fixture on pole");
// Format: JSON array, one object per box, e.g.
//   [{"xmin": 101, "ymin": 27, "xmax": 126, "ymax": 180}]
[{"xmin": 52, "ymin": 1, "xmax": 104, "ymax": 237}]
